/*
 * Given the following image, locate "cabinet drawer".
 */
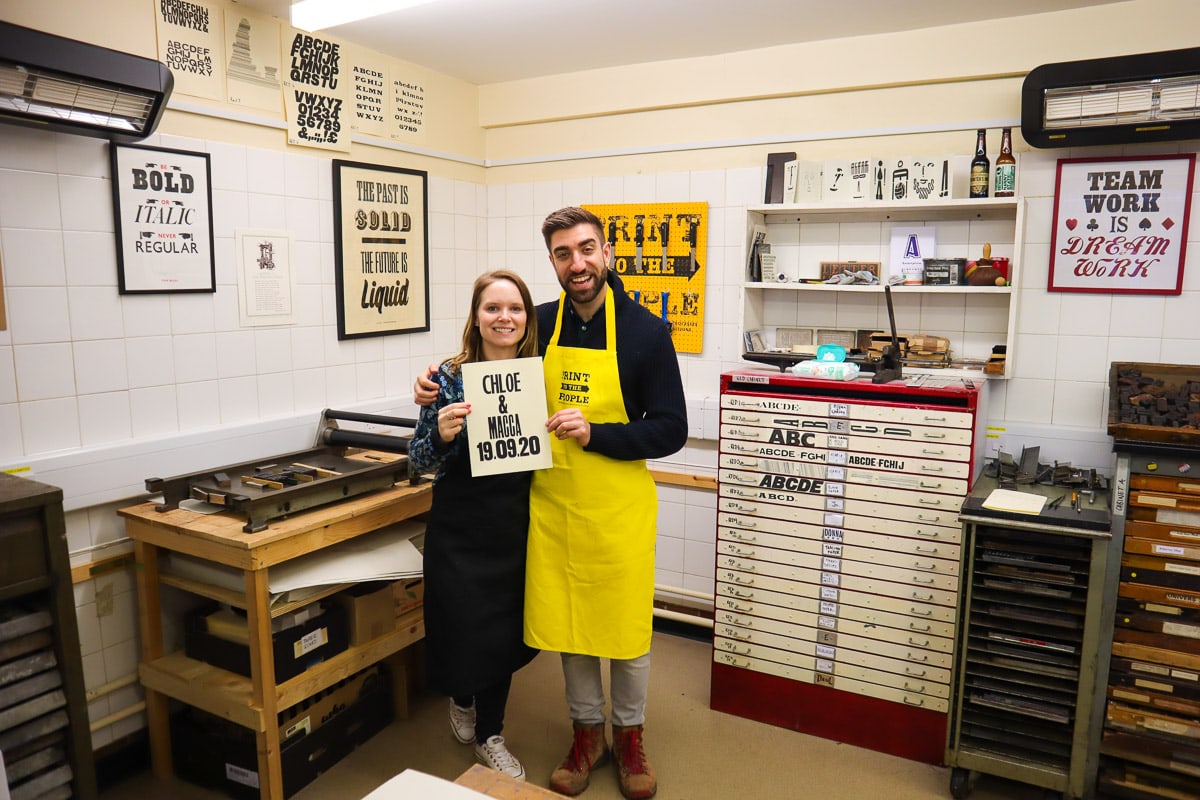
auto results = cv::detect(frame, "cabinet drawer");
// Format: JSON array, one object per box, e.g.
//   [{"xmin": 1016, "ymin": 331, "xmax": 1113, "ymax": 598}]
[
  {"xmin": 721, "ymin": 438, "xmax": 971, "ymax": 480},
  {"xmin": 719, "ymin": 458, "xmax": 968, "ymax": 497},
  {"xmin": 719, "ymin": 485, "xmax": 962, "ymax": 531},
  {"xmin": 717, "ymin": 607, "xmax": 954, "ymax": 658},
  {"xmin": 714, "ymin": 629, "xmax": 951, "ymax": 692},
  {"xmin": 721, "ymin": 520, "xmax": 960, "ymax": 560},
  {"xmin": 721, "ymin": 408, "xmax": 974, "ymax": 445},
  {"xmin": 719, "ymin": 505, "xmax": 962, "ymax": 549},
  {"xmin": 718, "ymin": 538, "xmax": 959, "ymax": 583},
  {"xmin": 717, "ymin": 560, "xmax": 958, "ymax": 606},
  {"xmin": 716, "ymin": 579, "xmax": 958, "ymax": 627},
  {"xmin": 720, "ymin": 470, "xmax": 965, "ymax": 513},
  {"xmin": 721, "ymin": 420, "xmax": 972, "ymax": 463},
  {"xmin": 712, "ymin": 642, "xmax": 949, "ymax": 713},
  {"xmin": 0, "ymin": 509, "xmax": 48, "ymax": 587},
  {"xmin": 722, "ymin": 394, "xmax": 973, "ymax": 430}
]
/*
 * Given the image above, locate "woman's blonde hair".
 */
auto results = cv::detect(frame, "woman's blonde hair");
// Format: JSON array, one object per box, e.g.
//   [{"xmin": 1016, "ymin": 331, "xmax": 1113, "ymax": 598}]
[{"xmin": 446, "ymin": 270, "xmax": 539, "ymax": 371}]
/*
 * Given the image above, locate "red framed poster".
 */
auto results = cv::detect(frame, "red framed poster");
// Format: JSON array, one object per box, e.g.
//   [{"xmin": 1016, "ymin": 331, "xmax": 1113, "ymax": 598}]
[{"xmin": 1048, "ymin": 153, "xmax": 1194, "ymax": 294}]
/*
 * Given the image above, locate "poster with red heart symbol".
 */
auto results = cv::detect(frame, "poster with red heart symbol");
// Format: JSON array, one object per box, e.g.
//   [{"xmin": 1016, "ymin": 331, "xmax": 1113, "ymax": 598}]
[{"xmin": 1048, "ymin": 153, "xmax": 1195, "ymax": 294}]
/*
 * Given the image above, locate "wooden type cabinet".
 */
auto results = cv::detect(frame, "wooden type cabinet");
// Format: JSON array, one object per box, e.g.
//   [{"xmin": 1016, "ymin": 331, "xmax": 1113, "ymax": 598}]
[
  {"xmin": 949, "ymin": 478, "xmax": 1117, "ymax": 800},
  {"xmin": 1099, "ymin": 449, "xmax": 1200, "ymax": 800},
  {"xmin": 742, "ymin": 199, "xmax": 1025, "ymax": 377},
  {"xmin": 0, "ymin": 473, "xmax": 97, "ymax": 800},
  {"xmin": 710, "ymin": 369, "xmax": 983, "ymax": 764},
  {"xmin": 119, "ymin": 479, "xmax": 431, "ymax": 800}
]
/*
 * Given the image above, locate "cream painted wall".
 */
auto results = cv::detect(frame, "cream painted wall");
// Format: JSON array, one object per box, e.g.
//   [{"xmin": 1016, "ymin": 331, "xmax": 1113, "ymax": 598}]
[{"xmin": 3, "ymin": 0, "xmax": 1199, "ymax": 755}]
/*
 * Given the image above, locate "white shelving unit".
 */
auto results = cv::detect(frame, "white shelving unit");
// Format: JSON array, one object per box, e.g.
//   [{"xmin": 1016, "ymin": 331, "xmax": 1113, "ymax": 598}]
[{"xmin": 742, "ymin": 198, "xmax": 1026, "ymax": 378}]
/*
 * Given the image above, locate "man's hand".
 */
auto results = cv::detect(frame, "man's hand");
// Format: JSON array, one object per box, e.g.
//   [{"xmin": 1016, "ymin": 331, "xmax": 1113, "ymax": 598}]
[
  {"xmin": 547, "ymin": 408, "xmax": 591, "ymax": 447},
  {"xmin": 413, "ymin": 362, "xmax": 440, "ymax": 407}
]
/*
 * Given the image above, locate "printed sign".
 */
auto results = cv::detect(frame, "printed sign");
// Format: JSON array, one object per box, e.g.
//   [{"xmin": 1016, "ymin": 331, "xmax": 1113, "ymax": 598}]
[
  {"xmin": 333, "ymin": 160, "xmax": 429, "ymax": 339},
  {"xmin": 282, "ymin": 28, "xmax": 351, "ymax": 151},
  {"xmin": 1049, "ymin": 154, "xmax": 1195, "ymax": 294},
  {"xmin": 110, "ymin": 143, "xmax": 215, "ymax": 294},
  {"xmin": 461, "ymin": 358, "xmax": 553, "ymax": 477},
  {"xmin": 155, "ymin": 0, "xmax": 226, "ymax": 101},
  {"xmin": 224, "ymin": 7, "xmax": 282, "ymax": 111}
]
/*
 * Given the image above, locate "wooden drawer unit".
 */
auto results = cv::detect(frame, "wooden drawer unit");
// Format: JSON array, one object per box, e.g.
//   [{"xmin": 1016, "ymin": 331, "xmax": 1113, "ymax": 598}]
[
  {"xmin": 1100, "ymin": 446, "xmax": 1200, "ymax": 800},
  {"xmin": 711, "ymin": 369, "xmax": 984, "ymax": 765}
]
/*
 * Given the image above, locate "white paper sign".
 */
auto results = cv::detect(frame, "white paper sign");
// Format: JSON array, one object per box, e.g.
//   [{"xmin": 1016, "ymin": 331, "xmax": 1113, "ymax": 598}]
[{"xmin": 462, "ymin": 357, "xmax": 552, "ymax": 477}]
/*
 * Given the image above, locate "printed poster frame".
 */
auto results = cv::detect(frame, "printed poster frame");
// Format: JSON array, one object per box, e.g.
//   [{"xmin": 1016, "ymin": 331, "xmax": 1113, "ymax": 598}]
[
  {"xmin": 332, "ymin": 160, "xmax": 430, "ymax": 339},
  {"xmin": 110, "ymin": 142, "xmax": 216, "ymax": 294},
  {"xmin": 1048, "ymin": 153, "xmax": 1194, "ymax": 295}
]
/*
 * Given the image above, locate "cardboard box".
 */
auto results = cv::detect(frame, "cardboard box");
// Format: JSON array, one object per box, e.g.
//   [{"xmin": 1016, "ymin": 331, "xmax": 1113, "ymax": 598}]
[
  {"xmin": 393, "ymin": 578, "xmax": 424, "ymax": 617},
  {"xmin": 278, "ymin": 664, "xmax": 385, "ymax": 743},
  {"xmin": 172, "ymin": 664, "xmax": 392, "ymax": 800},
  {"xmin": 331, "ymin": 581, "xmax": 395, "ymax": 646},
  {"xmin": 184, "ymin": 602, "xmax": 348, "ymax": 684},
  {"xmin": 922, "ymin": 258, "xmax": 966, "ymax": 285}
]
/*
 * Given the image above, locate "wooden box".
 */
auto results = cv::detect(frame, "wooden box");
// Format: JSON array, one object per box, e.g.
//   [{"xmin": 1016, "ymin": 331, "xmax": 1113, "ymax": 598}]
[{"xmin": 1108, "ymin": 362, "xmax": 1200, "ymax": 447}]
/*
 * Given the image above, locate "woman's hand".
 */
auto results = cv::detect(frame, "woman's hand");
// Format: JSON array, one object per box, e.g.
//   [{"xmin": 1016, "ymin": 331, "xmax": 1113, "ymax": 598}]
[{"xmin": 438, "ymin": 401, "xmax": 471, "ymax": 443}]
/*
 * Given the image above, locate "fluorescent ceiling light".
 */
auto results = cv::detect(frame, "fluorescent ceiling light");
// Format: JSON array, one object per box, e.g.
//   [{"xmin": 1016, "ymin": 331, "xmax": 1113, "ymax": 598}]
[{"xmin": 291, "ymin": 0, "xmax": 443, "ymax": 31}]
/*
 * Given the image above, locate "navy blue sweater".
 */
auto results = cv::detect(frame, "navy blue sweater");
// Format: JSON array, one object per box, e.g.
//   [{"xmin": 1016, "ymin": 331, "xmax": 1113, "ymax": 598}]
[{"xmin": 537, "ymin": 271, "xmax": 688, "ymax": 462}]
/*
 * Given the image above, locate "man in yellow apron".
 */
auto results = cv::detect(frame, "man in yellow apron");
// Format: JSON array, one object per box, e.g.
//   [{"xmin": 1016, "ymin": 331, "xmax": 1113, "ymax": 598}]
[{"xmin": 528, "ymin": 207, "xmax": 687, "ymax": 799}]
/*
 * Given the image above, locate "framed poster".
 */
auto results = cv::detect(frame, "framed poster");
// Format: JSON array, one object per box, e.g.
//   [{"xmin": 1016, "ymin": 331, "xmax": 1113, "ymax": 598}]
[
  {"xmin": 110, "ymin": 143, "xmax": 216, "ymax": 294},
  {"xmin": 1049, "ymin": 154, "xmax": 1194, "ymax": 294},
  {"xmin": 234, "ymin": 228, "xmax": 295, "ymax": 327},
  {"xmin": 332, "ymin": 160, "xmax": 429, "ymax": 339}
]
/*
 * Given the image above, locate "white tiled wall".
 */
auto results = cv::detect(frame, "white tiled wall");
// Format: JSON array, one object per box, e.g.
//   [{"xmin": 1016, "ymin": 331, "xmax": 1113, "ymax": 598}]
[{"xmin": 5, "ymin": 122, "xmax": 1200, "ymax": 750}]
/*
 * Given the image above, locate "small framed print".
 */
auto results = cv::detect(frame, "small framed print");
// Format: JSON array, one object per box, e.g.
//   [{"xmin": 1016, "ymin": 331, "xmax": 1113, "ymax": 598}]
[
  {"xmin": 1049, "ymin": 154, "xmax": 1194, "ymax": 294},
  {"xmin": 332, "ymin": 160, "xmax": 430, "ymax": 339},
  {"xmin": 110, "ymin": 143, "xmax": 216, "ymax": 293}
]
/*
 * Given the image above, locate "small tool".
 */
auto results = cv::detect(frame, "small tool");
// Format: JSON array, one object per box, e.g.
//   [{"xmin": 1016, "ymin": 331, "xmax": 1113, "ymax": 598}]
[
  {"xmin": 1071, "ymin": 491, "xmax": 1081, "ymax": 513},
  {"xmin": 1046, "ymin": 494, "xmax": 1065, "ymax": 511}
]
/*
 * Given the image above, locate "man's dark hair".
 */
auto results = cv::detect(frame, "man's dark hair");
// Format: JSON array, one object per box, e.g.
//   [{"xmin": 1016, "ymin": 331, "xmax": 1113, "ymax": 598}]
[{"xmin": 541, "ymin": 206, "xmax": 604, "ymax": 250}]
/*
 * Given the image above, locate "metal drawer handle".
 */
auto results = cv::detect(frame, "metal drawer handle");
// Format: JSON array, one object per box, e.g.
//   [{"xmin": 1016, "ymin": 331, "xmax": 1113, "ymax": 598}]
[
  {"xmin": 723, "ymin": 600, "xmax": 753, "ymax": 613},
  {"xmin": 914, "ymin": 561, "xmax": 936, "ymax": 571},
  {"xmin": 902, "ymin": 696, "xmax": 926, "ymax": 707},
  {"xmin": 726, "ymin": 531, "xmax": 757, "ymax": 543},
  {"xmin": 911, "ymin": 592, "xmax": 934, "ymax": 602},
  {"xmin": 729, "ymin": 546, "xmax": 756, "ymax": 557},
  {"xmin": 907, "ymin": 652, "xmax": 930, "ymax": 663},
  {"xmin": 919, "ymin": 465, "xmax": 945, "ymax": 473},
  {"xmin": 903, "ymin": 681, "xmax": 926, "ymax": 692},
  {"xmin": 918, "ymin": 497, "xmax": 944, "ymax": 506},
  {"xmin": 922, "ymin": 432, "xmax": 947, "ymax": 440},
  {"xmin": 904, "ymin": 667, "xmax": 928, "ymax": 678},
  {"xmin": 738, "ymin": 520, "xmax": 758, "ymax": 529},
  {"xmin": 722, "ymin": 642, "xmax": 751, "ymax": 654},
  {"xmin": 921, "ymin": 415, "xmax": 948, "ymax": 422},
  {"xmin": 912, "ymin": 575, "xmax": 935, "ymax": 585},
  {"xmin": 909, "ymin": 607, "xmax": 933, "ymax": 617},
  {"xmin": 723, "ymin": 627, "xmax": 751, "ymax": 640},
  {"xmin": 918, "ymin": 481, "xmax": 944, "ymax": 489},
  {"xmin": 915, "ymin": 529, "xmax": 940, "ymax": 538},
  {"xmin": 915, "ymin": 545, "xmax": 938, "ymax": 554},
  {"xmin": 720, "ymin": 654, "xmax": 751, "ymax": 669},
  {"xmin": 909, "ymin": 623, "xmax": 932, "ymax": 633},
  {"xmin": 921, "ymin": 448, "xmax": 946, "ymax": 456},
  {"xmin": 726, "ymin": 570, "xmax": 755, "ymax": 583}
]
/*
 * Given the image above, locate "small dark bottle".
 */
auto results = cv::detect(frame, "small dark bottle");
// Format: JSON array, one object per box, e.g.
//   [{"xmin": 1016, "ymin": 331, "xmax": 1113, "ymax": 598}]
[{"xmin": 969, "ymin": 129, "xmax": 989, "ymax": 199}]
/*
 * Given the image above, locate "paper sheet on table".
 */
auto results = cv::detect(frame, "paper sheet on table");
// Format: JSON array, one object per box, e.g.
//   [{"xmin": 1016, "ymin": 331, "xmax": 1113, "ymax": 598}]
[
  {"xmin": 267, "ymin": 520, "xmax": 424, "ymax": 593},
  {"xmin": 982, "ymin": 488, "xmax": 1046, "ymax": 514},
  {"xmin": 363, "ymin": 769, "xmax": 489, "ymax": 799},
  {"xmin": 164, "ymin": 519, "xmax": 424, "ymax": 606}
]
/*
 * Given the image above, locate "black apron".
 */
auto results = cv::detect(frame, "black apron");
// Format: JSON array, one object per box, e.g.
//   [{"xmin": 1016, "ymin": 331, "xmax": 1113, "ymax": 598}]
[{"xmin": 422, "ymin": 452, "xmax": 537, "ymax": 696}]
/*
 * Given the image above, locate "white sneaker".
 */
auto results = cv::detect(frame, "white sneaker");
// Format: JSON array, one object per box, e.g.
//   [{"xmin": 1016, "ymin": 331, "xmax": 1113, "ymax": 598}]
[
  {"xmin": 449, "ymin": 700, "xmax": 476, "ymax": 744},
  {"xmin": 475, "ymin": 735, "xmax": 525, "ymax": 781}
]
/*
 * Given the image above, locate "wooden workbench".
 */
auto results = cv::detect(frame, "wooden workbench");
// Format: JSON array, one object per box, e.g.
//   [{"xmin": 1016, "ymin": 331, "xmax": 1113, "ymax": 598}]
[{"xmin": 119, "ymin": 479, "xmax": 432, "ymax": 800}]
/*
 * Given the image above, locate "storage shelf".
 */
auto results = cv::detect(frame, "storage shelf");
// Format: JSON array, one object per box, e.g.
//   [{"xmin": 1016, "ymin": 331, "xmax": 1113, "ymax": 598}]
[
  {"xmin": 743, "ymin": 282, "xmax": 1013, "ymax": 294},
  {"xmin": 158, "ymin": 571, "xmax": 355, "ymax": 619},
  {"xmin": 139, "ymin": 608, "xmax": 426, "ymax": 725},
  {"xmin": 750, "ymin": 198, "xmax": 1019, "ymax": 223}
]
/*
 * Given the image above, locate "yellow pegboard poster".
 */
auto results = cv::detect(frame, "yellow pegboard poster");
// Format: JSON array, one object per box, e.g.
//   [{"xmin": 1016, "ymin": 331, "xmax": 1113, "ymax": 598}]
[{"xmin": 582, "ymin": 202, "xmax": 707, "ymax": 354}]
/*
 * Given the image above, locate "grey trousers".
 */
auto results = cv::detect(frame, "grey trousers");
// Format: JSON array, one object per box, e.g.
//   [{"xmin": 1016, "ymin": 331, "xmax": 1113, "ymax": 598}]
[{"xmin": 561, "ymin": 651, "xmax": 652, "ymax": 727}]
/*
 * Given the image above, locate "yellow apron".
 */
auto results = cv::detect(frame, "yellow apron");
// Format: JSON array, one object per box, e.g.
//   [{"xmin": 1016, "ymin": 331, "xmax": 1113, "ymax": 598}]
[{"xmin": 525, "ymin": 288, "xmax": 657, "ymax": 660}]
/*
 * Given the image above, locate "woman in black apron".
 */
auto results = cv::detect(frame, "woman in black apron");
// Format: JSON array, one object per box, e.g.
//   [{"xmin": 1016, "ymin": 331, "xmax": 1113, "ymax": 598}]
[{"xmin": 408, "ymin": 270, "xmax": 540, "ymax": 780}]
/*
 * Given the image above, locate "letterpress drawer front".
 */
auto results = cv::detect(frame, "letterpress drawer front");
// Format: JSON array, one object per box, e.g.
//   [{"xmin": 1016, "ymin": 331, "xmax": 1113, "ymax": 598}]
[
  {"xmin": 720, "ymin": 438, "xmax": 971, "ymax": 480},
  {"xmin": 717, "ymin": 607, "xmax": 954, "ymax": 659},
  {"xmin": 715, "ymin": 558, "xmax": 959, "ymax": 606},
  {"xmin": 720, "ymin": 420, "xmax": 972, "ymax": 463},
  {"xmin": 722, "ymin": 409, "xmax": 974, "ymax": 446},
  {"xmin": 718, "ymin": 457, "xmax": 970, "ymax": 497},
  {"xmin": 716, "ymin": 581, "xmax": 957, "ymax": 634},
  {"xmin": 0, "ymin": 509, "xmax": 49, "ymax": 586},
  {"xmin": 722, "ymin": 394, "xmax": 973, "ymax": 430},
  {"xmin": 719, "ymin": 503, "xmax": 961, "ymax": 547}
]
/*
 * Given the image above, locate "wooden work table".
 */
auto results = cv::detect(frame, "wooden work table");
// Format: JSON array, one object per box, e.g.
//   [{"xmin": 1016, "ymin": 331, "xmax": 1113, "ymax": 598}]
[{"xmin": 119, "ymin": 479, "xmax": 432, "ymax": 800}]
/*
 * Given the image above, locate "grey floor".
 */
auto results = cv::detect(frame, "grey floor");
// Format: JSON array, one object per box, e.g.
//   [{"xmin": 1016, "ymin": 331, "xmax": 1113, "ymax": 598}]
[{"xmin": 99, "ymin": 631, "xmax": 1044, "ymax": 799}]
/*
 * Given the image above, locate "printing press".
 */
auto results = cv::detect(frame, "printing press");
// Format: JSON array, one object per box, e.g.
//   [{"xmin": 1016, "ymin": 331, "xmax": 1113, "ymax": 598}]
[{"xmin": 146, "ymin": 409, "xmax": 421, "ymax": 532}]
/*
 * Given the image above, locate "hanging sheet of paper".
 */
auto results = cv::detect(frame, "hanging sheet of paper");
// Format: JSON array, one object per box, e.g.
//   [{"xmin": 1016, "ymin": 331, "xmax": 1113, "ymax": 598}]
[{"xmin": 461, "ymin": 357, "xmax": 552, "ymax": 477}]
